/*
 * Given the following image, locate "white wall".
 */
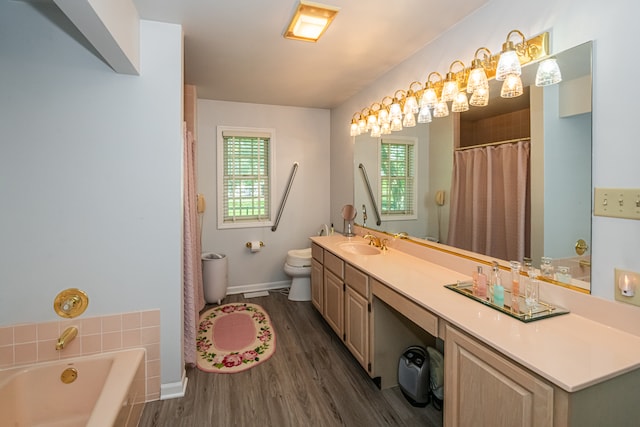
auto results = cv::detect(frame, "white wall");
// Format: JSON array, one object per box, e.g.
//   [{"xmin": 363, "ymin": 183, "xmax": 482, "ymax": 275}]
[
  {"xmin": 0, "ymin": 2, "xmax": 185, "ymax": 392},
  {"xmin": 197, "ymin": 100, "xmax": 331, "ymax": 293},
  {"xmin": 331, "ymin": 0, "xmax": 640, "ymax": 301}
]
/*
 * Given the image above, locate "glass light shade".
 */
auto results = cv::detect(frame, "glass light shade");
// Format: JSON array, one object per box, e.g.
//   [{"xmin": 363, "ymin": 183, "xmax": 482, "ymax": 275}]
[
  {"xmin": 452, "ymin": 92, "xmax": 469, "ymax": 113},
  {"xmin": 389, "ymin": 102, "xmax": 402, "ymax": 121},
  {"xmin": 390, "ymin": 117, "xmax": 403, "ymax": 132},
  {"xmin": 467, "ymin": 67, "xmax": 489, "ymax": 93},
  {"xmin": 417, "ymin": 105, "xmax": 432, "ymax": 123},
  {"xmin": 433, "ymin": 100, "xmax": 449, "ymax": 118},
  {"xmin": 381, "ymin": 121, "xmax": 391, "ymax": 134},
  {"xmin": 367, "ymin": 113, "xmax": 378, "ymax": 130},
  {"xmin": 370, "ymin": 123, "xmax": 381, "ymax": 138},
  {"xmin": 500, "ymin": 73, "xmax": 523, "ymax": 98},
  {"xmin": 469, "ymin": 86, "xmax": 489, "ymax": 107},
  {"xmin": 402, "ymin": 112, "xmax": 416, "ymax": 127},
  {"xmin": 357, "ymin": 117, "xmax": 367, "ymax": 133},
  {"xmin": 350, "ymin": 121, "xmax": 360, "ymax": 136},
  {"xmin": 377, "ymin": 109, "xmax": 389, "ymax": 125},
  {"xmin": 421, "ymin": 88, "xmax": 438, "ymax": 109},
  {"xmin": 496, "ymin": 49, "xmax": 521, "ymax": 81},
  {"xmin": 404, "ymin": 94, "xmax": 419, "ymax": 114},
  {"xmin": 535, "ymin": 58, "xmax": 562, "ymax": 86},
  {"xmin": 441, "ymin": 75, "xmax": 458, "ymax": 102}
]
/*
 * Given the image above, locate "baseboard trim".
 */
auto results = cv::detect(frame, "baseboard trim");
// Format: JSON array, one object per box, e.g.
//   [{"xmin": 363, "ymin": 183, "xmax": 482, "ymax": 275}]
[
  {"xmin": 160, "ymin": 369, "xmax": 188, "ymax": 400},
  {"xmin": 227, "ymin": 280, "xmax": 290, "ymax": 295}
]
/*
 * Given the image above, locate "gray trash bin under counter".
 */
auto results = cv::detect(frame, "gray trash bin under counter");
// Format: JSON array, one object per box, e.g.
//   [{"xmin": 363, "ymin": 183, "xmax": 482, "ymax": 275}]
[{"xmin": 202, "ymin": 252, "xmax": 228, "ymax": 305}]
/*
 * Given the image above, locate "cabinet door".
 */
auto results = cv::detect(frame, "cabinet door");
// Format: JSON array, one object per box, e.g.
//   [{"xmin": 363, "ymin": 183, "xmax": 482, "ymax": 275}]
[
  {"xmin": 311, "ymin": 258, "xmax": 323, "ymax": 313},
  {"xmin": 323, "ymin": 269, "xmax": 344, "ymax": 337},
  {"xmin": 345, "ymin": 286, "xmax": 369, "ymax": 370},
  {"xmin": 444, "ymin": 325, "xmax": 554, "ymax": 427}
]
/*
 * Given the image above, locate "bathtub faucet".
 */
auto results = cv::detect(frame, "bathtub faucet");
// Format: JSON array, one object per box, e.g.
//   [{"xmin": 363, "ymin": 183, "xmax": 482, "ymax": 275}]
[{"xmin": 56, "ymin": 326, "xmax": 78, "ymax": 350}]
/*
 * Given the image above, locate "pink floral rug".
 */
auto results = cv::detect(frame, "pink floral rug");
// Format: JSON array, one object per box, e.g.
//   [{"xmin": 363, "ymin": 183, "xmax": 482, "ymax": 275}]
[{"xmin": 196, "ymin": 303, "xmax": 275, "ymax": 373}]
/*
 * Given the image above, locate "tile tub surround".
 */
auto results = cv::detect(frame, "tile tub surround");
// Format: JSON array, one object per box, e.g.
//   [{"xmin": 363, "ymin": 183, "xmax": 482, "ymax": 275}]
[
  {"xmin": 311, "ymin": 233, "xmax": 640, "ymax": 392},
  {"xmin": 0, "ymin": 309, "xmax": 161, "ymax": 402}
]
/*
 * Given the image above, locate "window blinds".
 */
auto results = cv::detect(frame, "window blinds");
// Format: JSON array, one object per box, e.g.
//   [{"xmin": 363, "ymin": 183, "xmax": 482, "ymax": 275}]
[
  {"xmin": 380, "ymin": 141, "xmax": 415, "ymax": 216},
  {"xmin": 222, "ymin": 135, "xmax": 270, "ymax": 222}
]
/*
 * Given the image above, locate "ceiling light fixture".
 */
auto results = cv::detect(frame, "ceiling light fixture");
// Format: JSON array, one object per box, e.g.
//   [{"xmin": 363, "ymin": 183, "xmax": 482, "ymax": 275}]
[{"xmin": 284, "ymin": 1, "xmax": 340, "ymax": 43}]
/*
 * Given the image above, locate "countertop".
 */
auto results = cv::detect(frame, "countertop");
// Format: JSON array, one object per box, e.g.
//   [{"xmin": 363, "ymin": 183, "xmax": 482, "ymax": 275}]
[{"xmin": 310, "ymin": 234, "xmax": 640, "ymax": 392}]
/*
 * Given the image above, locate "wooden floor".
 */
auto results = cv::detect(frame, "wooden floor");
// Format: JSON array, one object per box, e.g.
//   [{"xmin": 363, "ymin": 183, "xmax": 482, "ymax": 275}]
[{"xmin": 139, "ymin": 291, "xmax": 443, "ymax": 427}]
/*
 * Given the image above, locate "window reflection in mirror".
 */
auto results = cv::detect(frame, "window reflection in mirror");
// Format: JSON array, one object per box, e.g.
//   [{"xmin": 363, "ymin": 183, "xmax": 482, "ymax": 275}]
[{"xmin": 353, "ymin": 41, "xmax": 592, "ymax": 292}]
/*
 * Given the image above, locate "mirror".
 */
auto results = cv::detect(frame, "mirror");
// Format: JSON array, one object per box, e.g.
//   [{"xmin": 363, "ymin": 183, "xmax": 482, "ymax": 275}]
[{"xmin": 354, "ymin": 41, "xmax": 592, "ymax": 291}]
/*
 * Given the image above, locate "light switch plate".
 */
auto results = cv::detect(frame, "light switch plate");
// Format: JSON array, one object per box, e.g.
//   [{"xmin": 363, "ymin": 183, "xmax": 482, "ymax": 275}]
[
  {"xmin": 594, "ymin": 188, "xmax": 640, "ymax": 220},
  {"xmin": 614, "ymin": 268, "xmax": 640, "ymax": 307}
]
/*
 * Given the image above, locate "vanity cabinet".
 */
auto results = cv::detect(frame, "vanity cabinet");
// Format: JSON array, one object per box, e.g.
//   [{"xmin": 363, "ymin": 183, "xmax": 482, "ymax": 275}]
[
  {"xmin": 444, "ymin": 324, "xmax": 554, "ymax": 427},
  {"xmin": 311, "ymin": 243, "xmax": 324, "ymax": 312},
  {"xmin": 324, "ymin": 268, "xmax": 344, "ymax": 336},
  {"xmin": 344, "ymin": 264, "xmax": 369, "ymax": 370},
  {"xmin": 311, "ymin": 243, "xmax": 370, "ymax": 371}
]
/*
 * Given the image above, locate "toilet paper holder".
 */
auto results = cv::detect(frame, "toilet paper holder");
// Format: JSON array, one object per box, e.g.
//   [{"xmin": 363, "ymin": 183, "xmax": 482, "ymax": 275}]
[{"xmin": 245, "ymin": 241, "xmax": 264, "ymax": 248}]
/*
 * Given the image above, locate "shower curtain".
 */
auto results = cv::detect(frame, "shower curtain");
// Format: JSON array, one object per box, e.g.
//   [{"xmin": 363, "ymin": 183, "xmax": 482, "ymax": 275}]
[
  {"xmin": 183, "ymin": 125, "xmax": 205, "ymax": 366},
  {"xmin": 447, "ymin": 140, "xmax": 530, "ymax": 262}
]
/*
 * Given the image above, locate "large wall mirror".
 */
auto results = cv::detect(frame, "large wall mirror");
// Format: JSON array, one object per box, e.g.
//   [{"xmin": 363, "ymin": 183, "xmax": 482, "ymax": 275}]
[{"xmin": 354, "ymin": 41, "xmax": 592, "ymax": 292}]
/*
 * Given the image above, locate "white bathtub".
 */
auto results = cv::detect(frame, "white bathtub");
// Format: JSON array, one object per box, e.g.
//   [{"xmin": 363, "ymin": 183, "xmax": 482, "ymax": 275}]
[{"xmin": 0, "ymin": 348, "xmax": 146, "ymax": 427}]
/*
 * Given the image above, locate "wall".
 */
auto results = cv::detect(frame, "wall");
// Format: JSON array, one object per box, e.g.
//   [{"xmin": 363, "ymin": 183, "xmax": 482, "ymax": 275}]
[
  {"xmin": 197, "ymin": 100, "xmax": 331, "ymax": 294},
  {"xmin": 0, "ymin": 2, "xmax": 185, "ymax": 397},
  {"xmin": 331, "ymin": 0, "xmax": 640, "ymax": 301}
]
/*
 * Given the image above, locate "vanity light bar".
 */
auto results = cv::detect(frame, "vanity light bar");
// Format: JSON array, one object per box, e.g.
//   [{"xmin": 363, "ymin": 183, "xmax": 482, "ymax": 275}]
[{"xmin": 350, "ymin": 31, "xmax": 551, "ymax": 136}]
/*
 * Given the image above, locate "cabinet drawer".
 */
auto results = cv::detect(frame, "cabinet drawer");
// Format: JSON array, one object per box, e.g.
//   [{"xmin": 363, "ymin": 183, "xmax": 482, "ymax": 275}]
[
  {"xmin": 345, "ymin": 264, "xmax": 369, "ymax": 298},
  {"xmin": 324, "ymin": 251, "xmax": 344, "ymax": 279},
  {"xmin": 371, "ymin": 279, "xmax": 438, "ymax": 337},
  {"xmin": 311, "ymin": 242, "xmax": 323, "ymax": 263}
]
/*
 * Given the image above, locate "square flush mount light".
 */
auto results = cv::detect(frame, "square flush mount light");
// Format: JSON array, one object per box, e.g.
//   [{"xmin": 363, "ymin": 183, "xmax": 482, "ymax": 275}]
[{"xmin": 284, "ymin": 1, "xmax": 340, "ymax": 42}]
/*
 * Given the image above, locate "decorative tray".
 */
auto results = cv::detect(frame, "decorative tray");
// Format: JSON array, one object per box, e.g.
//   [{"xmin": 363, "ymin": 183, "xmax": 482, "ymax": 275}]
[{"xmin": 444, "ymin": 281, "xmax": 570, "ymax": 323}]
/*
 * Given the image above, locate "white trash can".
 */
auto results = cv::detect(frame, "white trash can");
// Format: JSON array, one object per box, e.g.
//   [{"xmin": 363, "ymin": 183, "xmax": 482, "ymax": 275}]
[{"xmin": 202, "ymin": 252, "xmax": 228, "ymax": 305}]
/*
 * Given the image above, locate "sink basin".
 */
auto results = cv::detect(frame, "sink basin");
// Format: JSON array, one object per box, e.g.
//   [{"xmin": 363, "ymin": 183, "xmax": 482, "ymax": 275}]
[{"xmin": 338, "ymin": 242, "xmax": 381, "ymax": 255}]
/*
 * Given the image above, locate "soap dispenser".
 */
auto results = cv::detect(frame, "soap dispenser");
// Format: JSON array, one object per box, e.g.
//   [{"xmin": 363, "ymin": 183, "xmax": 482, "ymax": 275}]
[{"xmin": 491, "ymin": 261, "xmax": 504, "ymax": 308}]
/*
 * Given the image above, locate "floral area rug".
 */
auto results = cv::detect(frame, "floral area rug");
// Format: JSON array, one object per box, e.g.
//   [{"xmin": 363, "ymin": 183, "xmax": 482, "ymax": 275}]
[{"xmin": 196, "ymin": 303, "xmax": 275, "ymax": 373}]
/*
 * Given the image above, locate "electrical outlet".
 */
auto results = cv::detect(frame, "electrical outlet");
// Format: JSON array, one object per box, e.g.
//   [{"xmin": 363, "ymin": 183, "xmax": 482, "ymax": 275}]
[
  {"xmin": 614, "ymin": 269, "xmax": 640, "ymax": 307},
  {"xmin": 594, "ymin": 188, "xmax": 640, "ymax": 220}
]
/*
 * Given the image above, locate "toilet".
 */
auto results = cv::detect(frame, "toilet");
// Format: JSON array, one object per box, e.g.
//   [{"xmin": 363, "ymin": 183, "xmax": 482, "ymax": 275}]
[{"xmin": 284, "ymin": 248, "xmax": 312, "ymax": 301}]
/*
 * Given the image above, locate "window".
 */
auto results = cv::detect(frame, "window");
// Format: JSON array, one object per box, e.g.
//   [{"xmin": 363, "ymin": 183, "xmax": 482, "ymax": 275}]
[
  {"xmin": 379, "ymin": 137, "xmax": 417, "ymax": 220},
  {"xmin": 217, "ymin": 127, "xmax": 275, "ymax": 229}
]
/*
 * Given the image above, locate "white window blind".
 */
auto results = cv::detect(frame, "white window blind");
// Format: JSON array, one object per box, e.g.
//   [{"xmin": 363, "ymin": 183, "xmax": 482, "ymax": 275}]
[
  {"xmin": 380, "ymin": 138, "xmax": 415, "ymax": 217},
  {"xmin": 217, "ymin": 127, "xmax": 275, "ymax": 228}
]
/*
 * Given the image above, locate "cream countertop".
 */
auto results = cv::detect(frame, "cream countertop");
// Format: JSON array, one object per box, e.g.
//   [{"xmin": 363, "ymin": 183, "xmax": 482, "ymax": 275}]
[{"xmin": 310, "ymin": 234, "xmax": 640, "ymax": 393}]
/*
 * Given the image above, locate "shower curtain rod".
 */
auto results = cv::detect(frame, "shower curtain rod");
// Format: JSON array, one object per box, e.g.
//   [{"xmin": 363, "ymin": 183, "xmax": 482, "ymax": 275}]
[{"xmin": 455, "ymin": 137, "xmax": 531, "ymax": 151}]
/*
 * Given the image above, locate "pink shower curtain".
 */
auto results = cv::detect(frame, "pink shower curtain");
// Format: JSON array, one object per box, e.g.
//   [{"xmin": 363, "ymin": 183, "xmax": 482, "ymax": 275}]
[
  {"xmin": 447, "ymin": 140, "xmax": 530, "ymax": 262},
  {"xmin": 183, "ymin": 126, "xmax": 205, "ymax": 366}
]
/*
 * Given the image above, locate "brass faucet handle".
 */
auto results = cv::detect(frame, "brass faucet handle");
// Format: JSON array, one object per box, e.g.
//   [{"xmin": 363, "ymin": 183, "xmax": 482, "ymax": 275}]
[{"xmin": 381, "ymin": 238, "xmax": 389, "ymax": 251}]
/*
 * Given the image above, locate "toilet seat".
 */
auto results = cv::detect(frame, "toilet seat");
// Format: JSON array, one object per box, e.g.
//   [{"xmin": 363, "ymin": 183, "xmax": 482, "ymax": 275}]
[{"xmin": 286, "ymin": 248, "xmax": 312, "ymax": 267}]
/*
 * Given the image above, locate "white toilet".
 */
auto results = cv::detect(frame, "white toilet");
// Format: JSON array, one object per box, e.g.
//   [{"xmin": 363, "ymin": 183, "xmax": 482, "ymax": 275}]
[{"xmin": 284, "ymin": 248, "xmax": 312, "ymax": 301}]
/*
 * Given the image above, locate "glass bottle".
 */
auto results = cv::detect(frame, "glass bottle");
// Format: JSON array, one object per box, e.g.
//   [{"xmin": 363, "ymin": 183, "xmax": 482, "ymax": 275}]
[
  {"xmin": 491, "ymin": 261, "xmax": 504, "ymax": 308},
  {"xmin": 510, "ymin": 261, "xmax": 521, "ymax": 313},
  {"xmin": 523, "ymin": 257, "xmax": 539, "ymax": 308},
  {"xmin": 476, "ymin": 266, "xmax": 487, "ymax": 299},
  {"xmin": 541, "ymin": 256, "xmax": 554, "ymax": 279}
]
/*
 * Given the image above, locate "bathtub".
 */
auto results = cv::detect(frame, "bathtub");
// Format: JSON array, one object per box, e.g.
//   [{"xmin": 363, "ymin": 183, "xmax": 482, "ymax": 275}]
[{"xmin": 0, "ymin": 348, "xmax": 146, "ymax": 427}]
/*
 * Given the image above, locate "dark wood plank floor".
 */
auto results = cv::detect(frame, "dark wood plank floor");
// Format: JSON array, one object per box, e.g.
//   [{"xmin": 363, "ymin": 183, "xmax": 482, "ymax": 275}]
[{"xmin": 139, "ymin": 291, "xmax": 443, "ymax": 426}]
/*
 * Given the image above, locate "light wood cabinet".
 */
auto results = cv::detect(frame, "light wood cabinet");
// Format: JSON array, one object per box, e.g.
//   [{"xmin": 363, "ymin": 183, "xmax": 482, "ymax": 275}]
[
  {"xmin": 344, "ymin": 264, "xmax": 369, "ymax": 370},
  {"xmin": 444, "ymin": 324, "xmax": 554, "ymax": 427},
  {"xmin": 312, "ymin": 246, "xmax": 370, "ymax": 371},
  {"xmin": 311, "ymin": 258, "xmax": 323, "ymax": 313},
  {"xmin": 323, "ymin": 268, "xmax": 344, "ymax": 337}
]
